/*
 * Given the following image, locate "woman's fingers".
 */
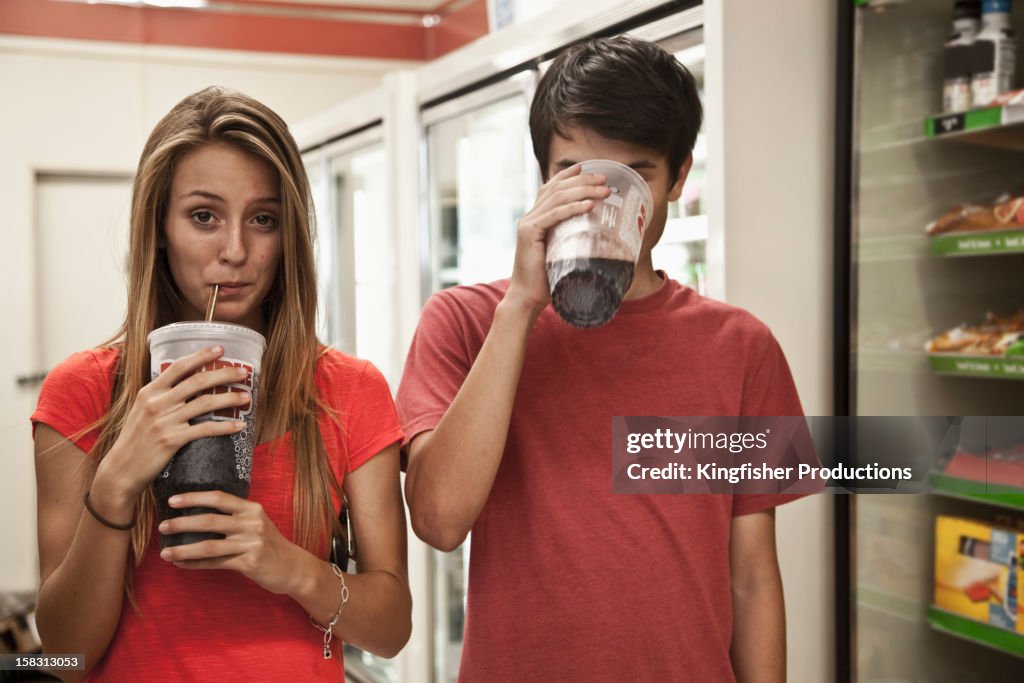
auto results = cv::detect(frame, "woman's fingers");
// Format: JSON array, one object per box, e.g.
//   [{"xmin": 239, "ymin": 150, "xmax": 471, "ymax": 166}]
[
  {"xmin": 160, "ymin": 538, "xmax": 245, "ymax": 562},
  {"xmin": 167, "ymin": 490, "xmax": 252, "ymax": 515},
  {"xmin": 174, "ymin": 389, "xmax": 251, "ymax": 424},
  {"xmin": 149, "ymin": 346, "xmax": 226, "ymax": 389},
  {"xmin": 181, "ymin": 418, "xmax": 247, "ymax": 443},
  {"xmin": 167, "ymin": 364, "xmax": 250, "ymax": 406},
  {"xmin": 159, "ymin": 512, "xmax": 236, "ymax": 536}
]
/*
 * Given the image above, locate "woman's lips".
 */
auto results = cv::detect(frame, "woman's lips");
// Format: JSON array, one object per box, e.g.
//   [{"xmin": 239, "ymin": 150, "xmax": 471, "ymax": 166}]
[{"xmin": 214, "ymin": 283, "xmax": 251, "ymax": 297}]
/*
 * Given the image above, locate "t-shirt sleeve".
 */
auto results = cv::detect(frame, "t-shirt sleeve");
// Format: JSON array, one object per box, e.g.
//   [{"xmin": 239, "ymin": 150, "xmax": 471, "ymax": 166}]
[
  {"xmin": 30, "ymin": 350, "xmax": 113, "ymax": 456},
  {"xmin": 343, "ymin": 360, "xmax": 405, "ymax": 474},
  {"xmin": 395, "ymin": 291, "xmax": 473, "ymax": 445},
  {"xmin": 733, "ymin": 333, "xmax": 818, "ymax": 516}
]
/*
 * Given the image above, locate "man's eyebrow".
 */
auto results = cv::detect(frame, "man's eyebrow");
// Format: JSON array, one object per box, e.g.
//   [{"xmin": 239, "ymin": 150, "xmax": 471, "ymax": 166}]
[{"xmin": 177, "ymin": 190, "xmax": 280, "ymax": 203}]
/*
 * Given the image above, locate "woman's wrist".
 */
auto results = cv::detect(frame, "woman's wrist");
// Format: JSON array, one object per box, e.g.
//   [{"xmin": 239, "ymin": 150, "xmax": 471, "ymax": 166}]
[{"xmin": 90, "ymin": 461, "xmax": 140, "ymax": 523}]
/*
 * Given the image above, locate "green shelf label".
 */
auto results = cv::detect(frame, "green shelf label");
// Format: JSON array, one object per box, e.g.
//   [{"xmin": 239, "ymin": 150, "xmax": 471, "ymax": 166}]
[
  {"xmin": 926, "ymin": 107, "xmax": 1004, "ymax": 137},
  {"xmin": 930, "ymin": 229, "xmax": 1024, "ymax": 256},
  {"xmin": 927, "ymin": 606, "xmax": 1024, "ymax": 658},
  {"xmin": 928, "ymin": 354, "xmax": 1024, "ymax": 379},
  {"xmin": 930, "ymin": 473, "xmax": 1024, "ymax": 509}
]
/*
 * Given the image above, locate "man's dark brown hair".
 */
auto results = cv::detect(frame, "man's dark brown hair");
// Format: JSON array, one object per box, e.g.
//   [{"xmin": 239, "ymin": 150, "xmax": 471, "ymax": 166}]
[{"xmin": 530, "ymin": 35, "xmax": 703, "ymax": 181}]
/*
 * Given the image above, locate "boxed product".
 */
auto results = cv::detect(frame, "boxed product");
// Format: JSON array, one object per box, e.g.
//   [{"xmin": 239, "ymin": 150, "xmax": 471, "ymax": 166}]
[{"xmin": 934, "ymin": 516, "xmax": 1023, "ymax": 633}]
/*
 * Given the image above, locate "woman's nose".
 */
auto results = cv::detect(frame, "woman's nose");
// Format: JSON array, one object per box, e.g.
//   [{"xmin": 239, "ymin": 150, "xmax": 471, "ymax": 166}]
[{"xmin": 218, "ymin": 222, "xmax": 247, "ymax": 265}]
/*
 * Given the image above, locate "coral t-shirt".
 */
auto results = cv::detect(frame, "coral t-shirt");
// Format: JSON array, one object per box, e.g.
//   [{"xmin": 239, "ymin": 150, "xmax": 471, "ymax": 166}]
[
  {"xmin": 31, "ymin": 346, "xmax": 403, "ymax": 682},
  {"xmin": 396, "ymin": 276, "xmax": 807, "ymax": 682}
]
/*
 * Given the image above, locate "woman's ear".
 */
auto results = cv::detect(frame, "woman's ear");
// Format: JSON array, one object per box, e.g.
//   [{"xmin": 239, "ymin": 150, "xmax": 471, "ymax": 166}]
[{"xmin": 668, "ymin": 153, "xmax": 693, "ymax": 203}]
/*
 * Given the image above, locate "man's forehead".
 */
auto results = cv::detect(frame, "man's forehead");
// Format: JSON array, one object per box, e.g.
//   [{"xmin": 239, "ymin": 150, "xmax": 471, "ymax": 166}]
[{"xmin": 548, "ymin": 126, "xmax": 666, "ymax": 167}]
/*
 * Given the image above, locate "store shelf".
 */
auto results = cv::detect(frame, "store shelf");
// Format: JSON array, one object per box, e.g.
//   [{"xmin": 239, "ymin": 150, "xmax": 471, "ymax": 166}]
[
  {"xmin": 930, "ymin": 229, "xmax": 1024, "ymax": 257},
  {"xmin": 928, "ymin": 353, "xmax": 1024, "ymax": 380},
  {"xmin": 926, "ymin": 105, "xmax": 1024, "ymax": 152},
  {"xmin": 929, "ymin": 473, "xmax": 1024, "ymax": 510},
  {"xmin": 857, "ymin": 349, "xmax": 932, "ymax": 374},
  {"xmin": 927, "ymin": 606, "xmax": 1024, "ymax": 659}
]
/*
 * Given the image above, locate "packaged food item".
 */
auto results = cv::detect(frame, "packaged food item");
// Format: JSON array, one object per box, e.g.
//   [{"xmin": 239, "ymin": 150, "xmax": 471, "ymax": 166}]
[
  {"xmin": 990, "ymin": 86, "xmax": 1024, "ymax": 105},
  {"xmin": 925, "ymin": 193, "xmax": 1024, "ymax": 235},
  {"xmin": 934, "ymin": 516, "xmax": 1024, "ymax": 633},
  {"xmin": 944, "ymin": 0, "xmax": 982, "ymax": 113},
  {"xmin": 926, "ymin": 308, "xmax": 1024, "ymax": 355},
  {"xmin": 971, "ymin": 0, "xmax": 1017, "ymax": 107}
]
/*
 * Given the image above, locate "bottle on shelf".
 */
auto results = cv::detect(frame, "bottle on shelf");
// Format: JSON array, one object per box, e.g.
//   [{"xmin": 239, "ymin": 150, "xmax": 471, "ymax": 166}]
[
  {"xmin": 944, "ymin": 0, "xmax": 983, "ymax": 113},
  {"xmin": 971, "ymin": 0, "xmax": 1017, "ymax": 108}
]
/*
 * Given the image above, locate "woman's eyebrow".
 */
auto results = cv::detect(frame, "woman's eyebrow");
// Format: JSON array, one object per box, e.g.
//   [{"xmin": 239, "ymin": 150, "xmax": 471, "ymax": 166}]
[{"xmin": 178, "ymin": 190, "xmax": 280, "ymax": 204}]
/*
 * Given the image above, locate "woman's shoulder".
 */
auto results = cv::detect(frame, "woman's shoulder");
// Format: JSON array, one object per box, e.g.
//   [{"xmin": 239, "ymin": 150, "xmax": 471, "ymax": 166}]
[
  {"xmin": 315, "ymin": 346, "xmax": 391, "ymax": 403},
  {"xmin": 45, "ymin": 346, "xmax": 121, "ymax": 389},
  {"xmin": 316, "ymin": 345, "xmax": 369, "ymax": 379}
]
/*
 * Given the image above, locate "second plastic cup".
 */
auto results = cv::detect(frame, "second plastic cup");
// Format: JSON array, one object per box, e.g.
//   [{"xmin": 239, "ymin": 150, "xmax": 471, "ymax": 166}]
[
  {"xmin": 545, "ymin": 159, "xmax": 654, "ymax": 328},
  {"xmin": 147, "ymin": 321, "xmax": 266, "ymax": 548}
]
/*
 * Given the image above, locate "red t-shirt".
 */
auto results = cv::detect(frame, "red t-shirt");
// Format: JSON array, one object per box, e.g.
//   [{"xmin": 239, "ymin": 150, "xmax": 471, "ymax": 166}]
[
  {"xmin": 396, "ymin": 276, "xmax": 806, "ymax": 682},
  {"xmin": 31, "ymin": 346, "xmax": 403, "ymax": 682}
]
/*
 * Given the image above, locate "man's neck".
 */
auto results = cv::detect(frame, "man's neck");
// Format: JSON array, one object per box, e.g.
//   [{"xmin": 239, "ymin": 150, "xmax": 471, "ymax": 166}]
[{"xmin": 623, "ymin": 259, "xmax": 662, "ymax": 301}]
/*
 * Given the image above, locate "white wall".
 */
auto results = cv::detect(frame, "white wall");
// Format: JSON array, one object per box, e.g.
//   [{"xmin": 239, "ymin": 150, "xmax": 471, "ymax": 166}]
[
  {"xmin": 706, "ymin": 1, "xmax": 837, "ymax": 682},
  {"xmin": 0, "ymin": 35, "xmax": 412, "ymax": 592}
]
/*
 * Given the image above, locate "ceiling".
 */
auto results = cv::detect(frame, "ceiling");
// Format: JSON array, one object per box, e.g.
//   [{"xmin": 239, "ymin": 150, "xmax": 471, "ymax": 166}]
[
  {"xmin": 233, "ymin": 0, "xmax": 454, "ymax": 9},
  {"xmin": 0, "ymin": 0, "xmax": 490, "ymax": 60}
]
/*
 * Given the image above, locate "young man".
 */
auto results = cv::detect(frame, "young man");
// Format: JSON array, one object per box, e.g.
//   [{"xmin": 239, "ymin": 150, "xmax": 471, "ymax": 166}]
[{"xmin": 398, "ymin": 36, "xmax": 801, "ymax": 681}]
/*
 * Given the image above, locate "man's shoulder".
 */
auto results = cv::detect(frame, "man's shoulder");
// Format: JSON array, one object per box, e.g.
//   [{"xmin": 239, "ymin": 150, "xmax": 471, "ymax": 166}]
[
  {"xmin": 432, "ymin": 279, "xmax": 509, "ymax": 305},
  {"xmin": 425, "ymin": 279, "xmax": 510, "ymax": 323},
  {"xmin": 662, "ymin": 282, "xmax": 776, "ymax": 344}
]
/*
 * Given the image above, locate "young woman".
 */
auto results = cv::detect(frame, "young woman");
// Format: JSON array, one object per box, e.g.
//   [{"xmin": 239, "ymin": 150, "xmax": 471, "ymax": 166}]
[{"xmin": 31, "ymin": 86, "xmax": 411, "ymax": 681}]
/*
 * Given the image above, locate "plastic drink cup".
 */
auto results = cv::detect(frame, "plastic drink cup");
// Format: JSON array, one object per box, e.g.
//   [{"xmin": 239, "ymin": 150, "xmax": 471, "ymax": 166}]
[
  {"xmin": 147, "ymin": 322, "xmax": 266, "ymax": 548},
  {"xmin": 545, "ymin": 159, "xmax": 654, "ymax": 328}
]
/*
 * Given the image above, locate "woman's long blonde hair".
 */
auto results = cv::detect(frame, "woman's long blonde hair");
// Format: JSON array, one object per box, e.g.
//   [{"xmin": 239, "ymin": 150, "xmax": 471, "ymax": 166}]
[{"xmin": 92, "ymin": 86, "xmax": 342, "ymax": 582}]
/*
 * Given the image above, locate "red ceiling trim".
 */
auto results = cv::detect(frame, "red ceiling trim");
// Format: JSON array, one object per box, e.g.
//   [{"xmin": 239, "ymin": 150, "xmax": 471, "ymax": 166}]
[{"xmin": 0, "ymin": 0, "xmax": 488, "ymax": 60}]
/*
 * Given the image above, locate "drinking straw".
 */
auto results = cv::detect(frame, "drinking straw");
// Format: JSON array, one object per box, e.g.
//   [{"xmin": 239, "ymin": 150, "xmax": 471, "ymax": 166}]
[{"xmin": 205, "ymin": 284, "xmax": 219, "ymax": 322}]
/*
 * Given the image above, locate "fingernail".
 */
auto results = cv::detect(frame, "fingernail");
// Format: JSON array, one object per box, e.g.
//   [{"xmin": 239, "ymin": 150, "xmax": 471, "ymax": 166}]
[
  {"xmin": 211, "ymin": 346, "xmax": 223, "ymax": 354},
  {"xmin": 158, "ymin": 521, "xmax": 169, "ymax": 532},
  {"xmin": 235, "ymin": 421, "xmax": 246, "ymax": 431},
  {"xmin": 168, "ymin": 496, "xmax": 181, "ymax": 506},
  {"xmin": 160, "ymin": 549, "xmax": 171, "ymax": 560},
  {"xmin": 236, "ymin": 367, "xmax": 249, "ymax": 377}
]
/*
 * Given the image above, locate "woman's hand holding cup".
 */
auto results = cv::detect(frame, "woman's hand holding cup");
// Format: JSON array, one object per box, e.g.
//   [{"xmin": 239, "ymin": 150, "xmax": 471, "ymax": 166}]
[{"xmin": 91, "ymin": 346, "xmax": 250, "ymax": 513}]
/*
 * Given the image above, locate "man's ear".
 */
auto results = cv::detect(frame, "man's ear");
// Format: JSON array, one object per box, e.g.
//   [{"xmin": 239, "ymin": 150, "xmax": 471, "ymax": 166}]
[{"xmin": 667, "ymin": 153, "xmax": 693, "ymax": 202}]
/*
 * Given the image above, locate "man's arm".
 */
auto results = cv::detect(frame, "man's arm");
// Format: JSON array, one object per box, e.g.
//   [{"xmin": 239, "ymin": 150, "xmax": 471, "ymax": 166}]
[
  {"xmin": 404, "ymin": 165, "xmax": 611, "ymax": 551},
  {"xmin": 730, "ymin": 509, "xmax": 786, "ymax": 683},
  {"xmin": 405, "ymin": 297, "xmax": 537, "ymax": 551}
]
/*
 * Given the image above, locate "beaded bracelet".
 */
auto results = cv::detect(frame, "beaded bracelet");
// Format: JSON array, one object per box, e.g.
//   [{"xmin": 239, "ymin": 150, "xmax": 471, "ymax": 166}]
[
  {"xmin": 83, "ymin": 491, "xmax": 136, "ymax": 531},
  {"xmin": 310, "ymin": 563, "xmax": 349, "ymax": 659}
]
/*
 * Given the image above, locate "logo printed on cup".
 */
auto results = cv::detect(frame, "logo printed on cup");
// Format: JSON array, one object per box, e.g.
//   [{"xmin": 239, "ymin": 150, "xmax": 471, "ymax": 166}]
[{"xmin": 157, "ymin": 358, "xmax": 254, "ymax": 421}]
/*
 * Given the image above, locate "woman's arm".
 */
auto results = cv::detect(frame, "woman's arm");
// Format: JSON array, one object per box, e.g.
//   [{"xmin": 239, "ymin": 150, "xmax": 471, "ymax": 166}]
[
  {"xmin": 34, "ymin": 425, "xmax": 131, "ymax": 683},
  {"xmin": 161, "ymin": 443, "xmax": 412, "ymax": 658},
  {"xmin": 308, "ymin": 443, "xmax": 411, "ymax": 657},
  {"xmin": 33, "ymin": 347, "xmax": 253, "ymax": 680}
]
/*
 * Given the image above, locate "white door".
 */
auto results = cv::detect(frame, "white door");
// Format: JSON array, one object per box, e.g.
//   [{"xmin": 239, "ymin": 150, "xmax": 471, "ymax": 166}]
[
  {"xmin": 35, "ymin": 173, "xmax": 133, "ymax": 373},
  {"xmin": 0, "ymin": 173, "xmax": 132, "ymax": 593}
]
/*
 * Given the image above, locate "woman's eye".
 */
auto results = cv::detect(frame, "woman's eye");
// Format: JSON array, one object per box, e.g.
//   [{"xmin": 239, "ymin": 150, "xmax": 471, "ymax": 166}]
[
  {"xmin": 253, "ymin": 214, "xmax": 278, "ymax": 229},
  {"xmin": 191, "ymin": 210, "xmax": 215, "ymax": 224}
]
